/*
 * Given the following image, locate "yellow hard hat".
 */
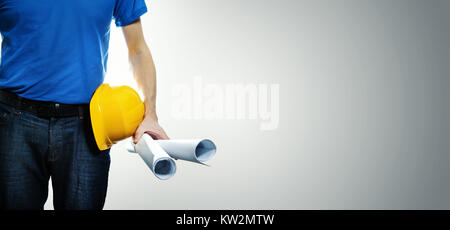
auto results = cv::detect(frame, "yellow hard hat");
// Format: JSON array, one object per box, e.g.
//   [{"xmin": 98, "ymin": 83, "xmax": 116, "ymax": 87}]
[{"xmin": 89, "ymin": 84, "xmax": 145, "ymax": 150}]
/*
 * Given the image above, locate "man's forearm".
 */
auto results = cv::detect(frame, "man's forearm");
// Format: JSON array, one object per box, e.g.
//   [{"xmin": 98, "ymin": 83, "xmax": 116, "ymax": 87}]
[
  {"xmin": 122, "ymin": 20, "xmax": 169, "ymax": 141},
  {"xmin": 129, "ymin": 44, "xmax": 158, "ymax": 119}
]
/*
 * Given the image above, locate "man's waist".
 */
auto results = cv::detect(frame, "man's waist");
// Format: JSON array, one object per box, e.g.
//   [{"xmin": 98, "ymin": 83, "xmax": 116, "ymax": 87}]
[{"xmin": 0, "ymin": 89, "xmax": 89, "ymax": 118}]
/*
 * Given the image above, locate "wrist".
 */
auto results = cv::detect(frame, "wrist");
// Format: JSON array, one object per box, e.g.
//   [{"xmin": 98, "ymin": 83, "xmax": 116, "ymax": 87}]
[
  {"xmin": 144, "ymin": 97, "xmax": 157, "ymax": 120},
  {"xmin": 144, "ymin": 107, "xmax": 158, "ymax": 121}
]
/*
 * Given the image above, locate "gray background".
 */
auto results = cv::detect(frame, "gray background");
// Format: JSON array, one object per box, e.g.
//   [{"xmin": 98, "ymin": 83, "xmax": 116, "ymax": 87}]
[{"xmin": 44, "ymin": 0, "xmax": 450, "ymax": 209}]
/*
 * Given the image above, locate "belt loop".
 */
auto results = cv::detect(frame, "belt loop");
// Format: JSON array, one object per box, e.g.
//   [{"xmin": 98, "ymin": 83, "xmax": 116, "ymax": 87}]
[
  {"xmin": 54, "ymin": 103, "xmax": 60, "ymax": 115},
  {"xmin": 16, "ymin": 94, "xmax": 23, "ymax": 106},
  {"xmin": 78, "ymin": 106, "xmax": 84, "ymax": 120}
]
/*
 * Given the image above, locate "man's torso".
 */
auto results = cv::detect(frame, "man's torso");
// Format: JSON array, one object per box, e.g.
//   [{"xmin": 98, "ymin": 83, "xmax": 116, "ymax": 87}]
[{"xmin": 0, "ymin": 0, "xmax": 116, "ymax": 104}]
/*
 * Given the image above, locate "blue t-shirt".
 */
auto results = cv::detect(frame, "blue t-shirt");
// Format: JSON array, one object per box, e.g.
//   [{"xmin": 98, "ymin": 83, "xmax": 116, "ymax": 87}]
[{"xmin": 0, "ymin": 0, "xmax": 147, "ymax": 104}]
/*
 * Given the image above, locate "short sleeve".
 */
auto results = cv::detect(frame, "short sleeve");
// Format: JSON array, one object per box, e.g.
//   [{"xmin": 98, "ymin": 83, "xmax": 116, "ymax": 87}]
[{"xmin": 113, "ymin": 0, "xmax": 148, "ymax": 27}]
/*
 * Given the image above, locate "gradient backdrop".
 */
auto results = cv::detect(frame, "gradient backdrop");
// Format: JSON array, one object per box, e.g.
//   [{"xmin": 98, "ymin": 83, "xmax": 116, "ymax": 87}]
[{"xmin": 3, "ymin": 0, "xmax": 449, "ymax": 209}]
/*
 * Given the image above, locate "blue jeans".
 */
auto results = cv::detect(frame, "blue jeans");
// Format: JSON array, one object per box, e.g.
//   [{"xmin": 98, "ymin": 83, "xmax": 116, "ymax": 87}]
[{"xmin": 0, "ymin": 101, "xmax": 111, "ymax": 210}]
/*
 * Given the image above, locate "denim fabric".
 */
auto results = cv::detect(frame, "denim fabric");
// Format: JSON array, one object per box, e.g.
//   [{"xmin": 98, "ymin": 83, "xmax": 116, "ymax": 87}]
[{"xmin": 0, "ymin": 102, "xmax": 110, "ymax": 210}]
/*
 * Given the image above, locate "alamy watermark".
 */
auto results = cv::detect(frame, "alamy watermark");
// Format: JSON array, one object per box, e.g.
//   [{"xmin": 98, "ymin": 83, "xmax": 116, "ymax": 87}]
[{"xmin": 171, "ymin": 76, "xmax": 279, "ymax": 130}]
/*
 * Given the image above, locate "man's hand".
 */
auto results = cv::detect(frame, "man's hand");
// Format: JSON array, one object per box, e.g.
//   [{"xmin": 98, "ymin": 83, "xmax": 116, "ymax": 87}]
[{"xmin": 133, "ymin": 115, "xmax": 169, "ymax": 144}]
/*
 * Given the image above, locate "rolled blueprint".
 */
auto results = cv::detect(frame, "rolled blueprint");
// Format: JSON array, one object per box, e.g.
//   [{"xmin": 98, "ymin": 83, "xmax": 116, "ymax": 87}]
[
  {"xmin": 133, "ymin": 134, "xmax": 177, "ymax": 180},
  {"xmin": 157, "ymin": 139, "xmax": 217, "ymax": 164}
]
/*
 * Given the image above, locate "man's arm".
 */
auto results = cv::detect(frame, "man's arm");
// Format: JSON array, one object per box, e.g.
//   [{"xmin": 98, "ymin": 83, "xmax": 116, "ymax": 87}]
[{"xmin": 122, "ymin": 19, "xmax": 169, "ymax": 143}]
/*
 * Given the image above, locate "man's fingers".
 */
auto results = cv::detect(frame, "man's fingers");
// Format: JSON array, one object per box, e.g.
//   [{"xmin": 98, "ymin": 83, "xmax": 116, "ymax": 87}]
[
  {"xmin": 144, "ymin": 131, "xmax": 160, "ymax": 140},
  {"xmin": 160, "ymin": 130, "xmax": 169, "ymax": 140},
  {"xmin": 133, "ymin": 121, "xmax": 169, "ymax": 143},
  {"xmin": 155, "ymin": 130, "xmax": 169, "ymax": 140},
  {"xmin": 144, "ymin": 128, "xmax": 169, "ymax": 140}
]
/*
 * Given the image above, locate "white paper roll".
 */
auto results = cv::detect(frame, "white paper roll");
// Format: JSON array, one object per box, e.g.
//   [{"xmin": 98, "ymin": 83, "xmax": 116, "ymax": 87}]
[
  {"xmin": 133, "ymin": 134, "xmax": 176, "ymax": 180},
  {"xmin": 156, "ymin": 139, "xmax": 217, "ymax": 164}
]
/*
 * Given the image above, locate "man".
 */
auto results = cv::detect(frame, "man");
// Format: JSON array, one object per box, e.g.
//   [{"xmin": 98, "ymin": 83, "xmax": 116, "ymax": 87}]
[{"xmin": 0, "ymin": 0, "xmax": 168, "ymax": 209}]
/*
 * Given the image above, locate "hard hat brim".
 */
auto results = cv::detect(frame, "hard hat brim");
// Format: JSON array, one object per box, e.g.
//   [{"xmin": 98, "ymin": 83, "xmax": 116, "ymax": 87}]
[{"xmin": 90, "ymin": 84, "xmax": 113, "ymax": 151}]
